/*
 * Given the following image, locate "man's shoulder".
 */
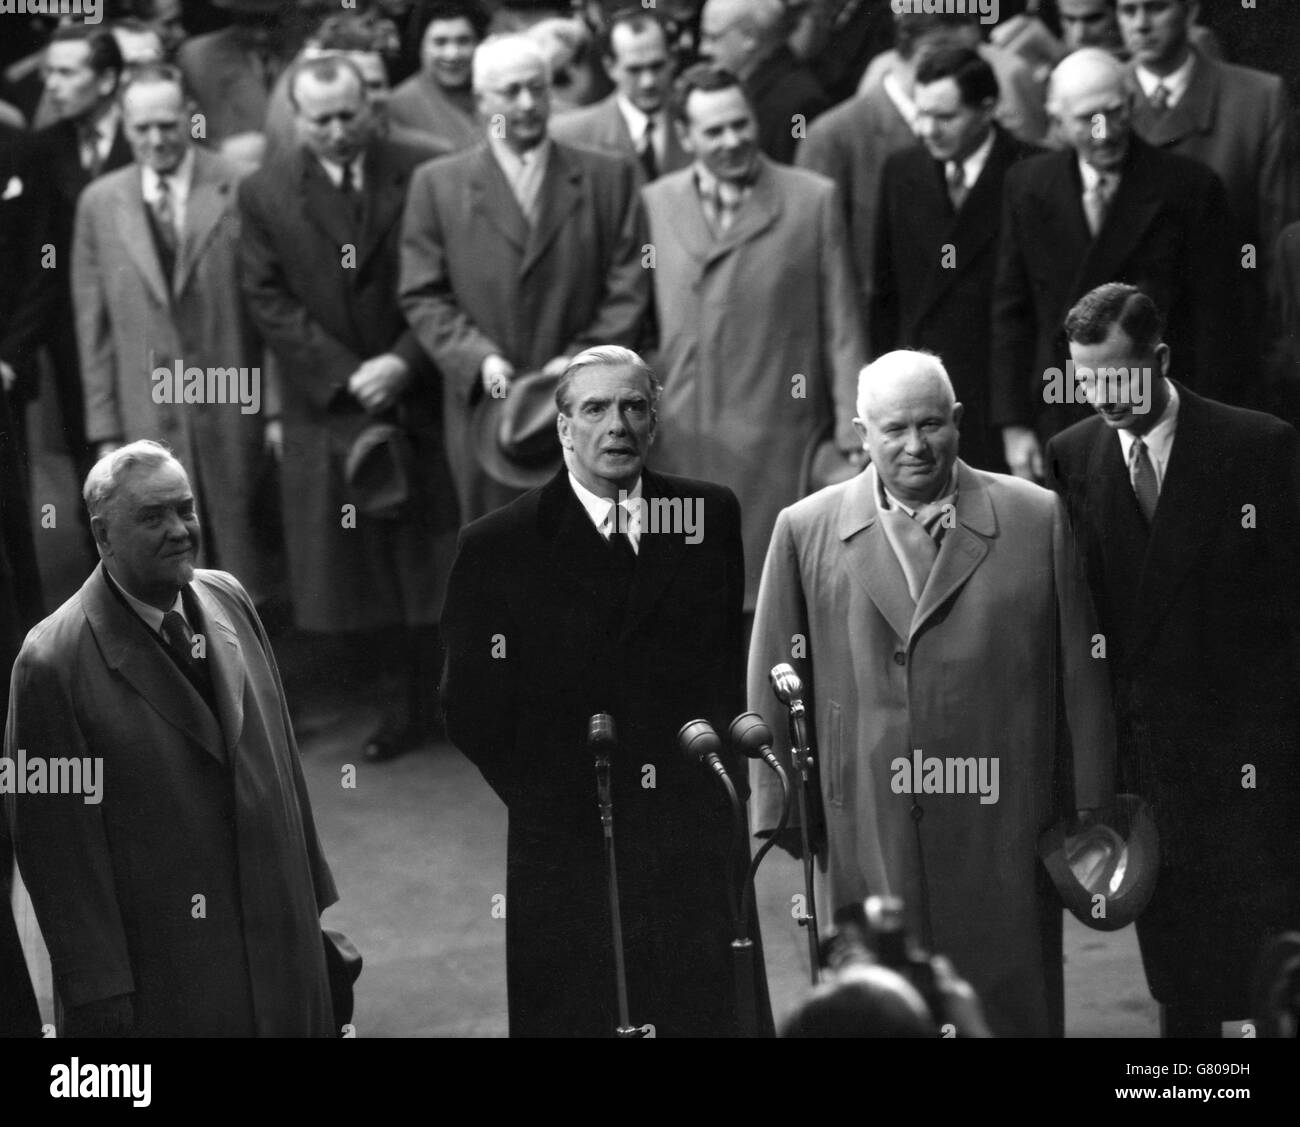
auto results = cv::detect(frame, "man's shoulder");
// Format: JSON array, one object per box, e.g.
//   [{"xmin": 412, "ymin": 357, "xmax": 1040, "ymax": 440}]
[
  {"xmin": 648, "ymin": 469, "xmax": 737, "ymax": 510},
  {"xmin": 549, "ymin": 96, "xmax": 619, "ymax": 137},
  {"xmin": 1129, "ymin": 135, "xmax": 1220, "ymax": 192},
  {"xmin": 806, "ymin": 88, "xmax": 891, "ymax": 141},
  {"xmin": 973, "ymin": 465, "xmax": 1058, "ymax": 516},
  {"xmin": 408, "ymin": 142, "xmax": 484, "ymax": 187},
  {"xmin": 554, "ymin": 139, "xmax": 635, "ymax": 183},
  {"xmin": 1203, "ymin": 54, "xmax": 1285, "ymax": 106},
  {"xmin": 79, "ymin": 163, "xmax": 136, "ymax": 209},
  {"xmin": 1003, "ymin": 146, "xmax": 1070, "ymax": 194},
  {"xmin": 763, "ymin": 158, "xmax": 836, "ymax": 200}
]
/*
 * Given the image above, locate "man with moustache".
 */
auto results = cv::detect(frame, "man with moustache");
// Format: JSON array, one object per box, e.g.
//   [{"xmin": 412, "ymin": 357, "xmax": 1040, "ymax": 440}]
[
  {"xmin": 441, "ymin": 346, "xmax": 766, "ymax": 1037},
  {"xmin": 400, "ymin": 34, "xmax": 648, "ymax": 522},
  {"xmin": 550, "ymin": 7, "xmax": 690, "ymax": 181},
  {"xmin": 3, "ymin": 442, "xmax": 342, "ymax": 1037},
  {"xmin": 747, "ymin": 349, "xmax": 1116, "ymax": 1037},
  {"xmin": 73, "ymin": 63, "xmax": 275, "ymax": 602},
  {"xmin": 1046, "ymin": 283, "xmax": 1300, "ymax": 1037}
]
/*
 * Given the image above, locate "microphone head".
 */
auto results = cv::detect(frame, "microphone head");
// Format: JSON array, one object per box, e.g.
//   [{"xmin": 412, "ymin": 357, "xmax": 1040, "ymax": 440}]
[
  {"xmin": 588, "ymin": 712, "xmax": 617, "ymax": 752},
  {"xmin": 676, "ymin": 718, "xmax": 722, "ymax": 764},
  {"xmin": 769, "ymin": 663, "xmax": 804, "ymax": 705},
  {"xmin": 729, "ymin": 711, "xmax": 775, "ymax": 759}
]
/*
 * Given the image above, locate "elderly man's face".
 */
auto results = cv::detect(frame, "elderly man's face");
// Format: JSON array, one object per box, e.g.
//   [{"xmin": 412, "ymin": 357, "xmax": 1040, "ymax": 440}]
[
  {"xmin": 855, "ymin": 371, "xmax": 962, "ymax": 506},
  {"xmin": 44, "ymin": 40, "xmax": 116, "ymax": 122},
  {"xmin": 93, "ymin": 460, "xmax": 201, "ymax": 606},
  {"xmin": 422, "ymin": 17, "xmax": 477, "ymax": 90},
  {"xmin": 558, "ymin": 364, "xmax": 656, "ymax": 498},
  {"xmin": 699, "ymin": 0, "xmax": 754, "ymax": 75},
  {"xmin": 1053, "ymin": 69, "xmax": 1131, "ymax": 171},
  {"xmin": 294, "ymin": 67, "xmax": 372, "ymax": 165},
  {"xmin": 1118, "ymin": 0, "xmax": 1191, "ymax": 71},
  {"xmin": 476, "ymin": 51, "xmax": 550, "ymax": 152},
  {"xmin": 1060, "ymin": 0, "xmax": 1123, "ymax": 52},
  {"xmin": 123, "ymin": 79, "xmax": 190, "ymax": 175}
]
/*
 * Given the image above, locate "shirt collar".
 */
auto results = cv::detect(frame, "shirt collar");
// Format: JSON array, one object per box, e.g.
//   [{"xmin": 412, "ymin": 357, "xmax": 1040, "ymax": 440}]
[
  {"xmin": 105, "ymin": 565, "xmax": 187, "ymax": 635},
  {"xmin": 1135, "ymin": 49, "xmax": 1197, "ymax": 108},
  {"xmin": 1117, "ymin": 379, "xmax": 1180, "ymax": 476},
  {"xmin": 142, "ymin": 146, "xmax": 195, "ymax": 198},
  {"xmin": 1078, "ymin": 157, "xmax": 1120, "ymax": 193},
  {"xmin": 316, "ymin": 151, "xmax": 363, "ymax": 190},
  {"xmin": 568, "ymin": 471, "xmax": 643, "ymax": 535},
  {"xmin": 91, "ymin": 103, "xmax": 120, "ymax": 146},
  {"xmin": 874, "ymin": 464, "xmax": 959, "ymax": 519},
  {"xmin": 958, "ymin": 127, "xmax": 995, "ymax": 189},
  {"xmin": 615, "ymin": 93, "xmax": 653, "ymax": 140},
  {"xmin": 488, "ymin": 135, "xmax": 552, "ymax": 179}
]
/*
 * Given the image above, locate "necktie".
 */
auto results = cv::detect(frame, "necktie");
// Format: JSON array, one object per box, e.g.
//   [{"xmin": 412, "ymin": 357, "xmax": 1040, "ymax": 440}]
[
  {"xmin": 78, "ymin": 121, "xmax": 101, "ymax": 176},
  {"xmin": 945, "ymin": 160, "xmax": 966, "ymax": 212},
  {"xmin": 338, "ymin": 160, "xmax": 361, "ymax": 221},
  {"xmin": 639, "ymin": 119, "xmax": 659, "ymax": 181},
  {"xmin": 1150, "ymin": 83, "xmax": 1170, "ymax": 113},
  {"xmin": 161, "ymin": 609, "xmax": 214, "ymax": 698},
  {"xmin": 1083, "ymin": 173, "xmax": 1114, "ymax": 237},
  {"xmin": 1129, "ymin": 436, "xmax": 1159, "ymax": 523},
  {"xmin": 714, "ymin": 181, "xmax": 742, "ymax": 233},
  {"xmin": 153, "ymin": 175, "xmax": 178, "ymax": 254}
]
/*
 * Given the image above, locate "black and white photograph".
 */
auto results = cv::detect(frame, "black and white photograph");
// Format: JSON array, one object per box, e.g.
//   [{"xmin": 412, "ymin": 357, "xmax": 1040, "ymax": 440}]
[{"xmin": 2, "ymin": 0, "xmax": 1299, "ymax": 1106}]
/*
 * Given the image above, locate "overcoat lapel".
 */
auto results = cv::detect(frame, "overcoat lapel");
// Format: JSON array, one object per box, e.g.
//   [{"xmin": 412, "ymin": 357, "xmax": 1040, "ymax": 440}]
[
  {"xmin": 836, "ymin": 469, "xmax": 915, "ymax": 643},
  {"xmin": 911, "ymin": 461, "xmax": 994, "ymax": 637}
]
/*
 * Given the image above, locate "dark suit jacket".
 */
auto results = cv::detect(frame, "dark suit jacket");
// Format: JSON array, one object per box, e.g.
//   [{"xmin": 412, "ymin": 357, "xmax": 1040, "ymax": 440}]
[
  {"xmin": 14, "ymin": 118, "xmax": 132, "ymax": 452},
  {"xmin": 991, "ymin": 136, "xmax": 1238, "ymax": 438},
  {"xmin": 873, "ymin": 126, "xmax": 1044, "ymax": 470},
  {"xmin": 549, "ymin": 94, "xmax": 690, "ymax": 180},
  {"xmin": 239, "ymin": 140, "xmax": 458, "ymax": 633},
  {"xmin": 4, "ymin": 567, "xmax": 339, "ymax": 1035},
  {"xmin": 1046, "ymin": 385, "xmax": 1300, "ymax": 1013},
  {"xmin": 441, "ymin": 467, "xmax": 765, "ymax": 1037},
  {"xmin": 399, "ymin": 140, "xmax": 649, "ymax": 522},
  {"xmin": 746, "ymin": 44, "xmax": 830, "ymax": 165},
  {"xmin": 0, "ymin": 123, "xmax": 47, "ymax": 407}
]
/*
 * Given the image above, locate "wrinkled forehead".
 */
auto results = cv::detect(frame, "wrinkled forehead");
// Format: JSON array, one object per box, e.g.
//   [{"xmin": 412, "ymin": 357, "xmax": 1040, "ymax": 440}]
[
  {"xmin": 117, "ymin": 461, "xmax": 192, "ymax": 507},
  {"xmin": 475, "ymin": 48, "xmax": 548, "ymax": 92},
  {"xmin": 862, "ymin": 371, "xmax": 954, "ymax": 421},
  {"xmin": 571, "ymin": 365, "xmax": 653, "ymax": 405}
]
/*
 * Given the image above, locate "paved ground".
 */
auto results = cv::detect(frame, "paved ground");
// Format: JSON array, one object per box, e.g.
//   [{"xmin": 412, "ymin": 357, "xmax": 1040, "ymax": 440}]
[{"xmin": 9, "ymin": 396, "xmax": 1199, "ymax": 1038}]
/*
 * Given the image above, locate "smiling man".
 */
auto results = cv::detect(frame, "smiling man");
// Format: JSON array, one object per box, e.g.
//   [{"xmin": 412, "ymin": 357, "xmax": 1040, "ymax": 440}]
[
  {"xmin": 3, "ymin": 442, "xmax": 343, "ymax": 1037},
  {"xmin": 440, "ymin": 345, "xmax": 770, "ymax": 1037},
  {"xmin": 747, "ymin": 349, "xmax": 1117, "ymax": 1036}
]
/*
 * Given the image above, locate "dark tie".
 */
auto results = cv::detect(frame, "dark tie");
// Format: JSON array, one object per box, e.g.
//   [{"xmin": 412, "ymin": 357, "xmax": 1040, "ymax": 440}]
[
  {"xmin": 639, "ymin": 119, "xmax": 659, "ymax": 181},
  {"xmin": 608, "ymin": 530, "xmax": 637, "ymax": 571},
  {"xmin": 1129, "ymin": 437, "xmax": 1159, "ymax": 523},
  {"xmin": 78, "ymin": 121, "xmax": 101, "ymax": 177},
  {"xmin": 338, "ymin": 160, "xmax": 361, "ymax": 221},
  {"xmin": 153, "ymin": 175, "xmax": 177, "ymax": 254},
  {"xmin": 161, "ymin": 609, "xmax": 214, "ymax": 699},
  {"xmin": 1150, "ymin": 83, "xmax": 1170, "ymax": 113},
  {"xmin": 1083, "ymin": 173, "xmax": 1115, "ymax": 237},
  {"xmin": 945, "ymin": 160, "xmax": 966, "ymax": 212}
]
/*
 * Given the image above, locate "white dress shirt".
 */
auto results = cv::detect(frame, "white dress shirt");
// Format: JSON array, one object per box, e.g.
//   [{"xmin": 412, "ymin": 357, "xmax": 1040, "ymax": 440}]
[
  {"xmin": 108, "ymin": 568, "xmax": 189, "ymax": 636},
  {"xmin": 948, "ymin": 127, "xmax": 996, "ymax": 197},
  {"xmin": 569, "ymin": 471, "xmax": 643, "ymax": 554},
  {"xmin": 1135, "ymin": 50, "xmax": 1197, "ymax": 110},
  {"xmin": 141, "ymin": 146, "xmax": 195, "ymax": 237},
  {"xmin": 615, "ymin": 94, "xmax": 667, "ymax": 168},
  {"xmin": 489, "ymin": 136, "xmax": 551, "ymax": 224},
  {"xmin": 1117, "ymin": 379, "xmax": 1180, "ymax": 492},
  {"xmin": 316, "ymin": 153, "xmax": 365, "ymax": 192}
]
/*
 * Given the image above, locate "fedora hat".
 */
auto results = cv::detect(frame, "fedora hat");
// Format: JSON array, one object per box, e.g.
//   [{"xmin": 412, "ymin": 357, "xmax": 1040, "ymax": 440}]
[
  {"xmin": 344, "ymin": 419, "xmax": 415, "ymax": 520},
  {"xmin": 471, "ymin": 369, "xmax": 563, "ymax": 490},
  {"xmin": 1039, "ymin": 794, "xmax": 1159, "ymax": 932}
]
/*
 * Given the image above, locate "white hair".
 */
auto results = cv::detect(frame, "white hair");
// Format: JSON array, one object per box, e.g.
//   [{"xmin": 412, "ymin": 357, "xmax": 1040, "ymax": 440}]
[
  {"xmin": 856, "ymin": 350, "xmax": 957, "ymax": 422},
  {"xmin": 471, "ymin": 33, "xmax": 552, "ymax": 93},
  {"xmin": 1046, "ymin": 46, "xmax": 1127, "ymax": 118},
  {"xmin": 83, "ymin": 439, "xmax": 186, "ymax": 520}
]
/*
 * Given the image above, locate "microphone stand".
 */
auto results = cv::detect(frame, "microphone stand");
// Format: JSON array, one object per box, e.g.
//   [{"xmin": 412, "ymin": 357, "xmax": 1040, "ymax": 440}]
[
  {"xmin": 715, "ymin": 767, "xmax": 759, "ymax": 1038},
  {"xmin": 786, "ymin": 703, "xmax": 821, "ymax": 985},
  {"xmin": 592, "ymin": 719, "xmax": 641, "ymax": 1038}
]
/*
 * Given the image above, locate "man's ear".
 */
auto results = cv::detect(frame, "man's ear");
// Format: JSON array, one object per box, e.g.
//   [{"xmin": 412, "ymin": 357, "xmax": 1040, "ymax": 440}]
[
  {"xmin": 557, "ymin": 411, "xmax": 573, "ymax": 450},
  {"xmin": 90, "ymin": 514, "xmax": 111, "ymax": 557},
  {"xmin": 952, "ymin": 402, "xmax": 965, "ymax": 430},
  {"xmin": 673, "ymin": 117, "xmax": 693, "ymax": 157},
  {"xmin": 851, "ymin": 417, "xmax": 869, "ymax": 448},
  {"xmin": 1155, "ymin": 342, "xmax": 1172, "ymax": 379}
]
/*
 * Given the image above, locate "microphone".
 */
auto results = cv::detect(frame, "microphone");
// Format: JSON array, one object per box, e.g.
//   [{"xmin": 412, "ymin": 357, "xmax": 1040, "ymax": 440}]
[
  {"xmin": 677, "ymin": 718, "xmax": 731, "ymax": 784},
  {"xmin": 728, "ymin": 711, "xmax": 783, "ymax": 774},
  {"xmin": 588, "ymin": 712, "xmax": 617, "ymax": 759},
  {"xmin": 769, "ymin": 663, "xmax": 806, "ymax": 715}
]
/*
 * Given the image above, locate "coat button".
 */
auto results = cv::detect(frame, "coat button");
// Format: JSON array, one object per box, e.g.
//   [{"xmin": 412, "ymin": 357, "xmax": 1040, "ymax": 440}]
[{"xmin": 893, "ymin": 651, "xmax": 906, "ymax": 666}]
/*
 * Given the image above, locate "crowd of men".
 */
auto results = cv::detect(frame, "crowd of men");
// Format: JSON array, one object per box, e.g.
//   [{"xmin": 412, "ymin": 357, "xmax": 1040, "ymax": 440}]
[{"xmin": 2, "ymin": 0, "xmax": 1299, "ymax": 1038}]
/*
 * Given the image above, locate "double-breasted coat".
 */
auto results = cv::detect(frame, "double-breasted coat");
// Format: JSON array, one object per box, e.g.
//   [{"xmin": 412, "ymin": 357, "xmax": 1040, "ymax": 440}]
[
  {"xmin": 4, "ymin": 567, "xmax": 338, "ymax": 1036},
  {"xmin": 747, "ymin": 463, "xmax": 1116, "ymax": 1036},
  {"xmin": 239, "ymin": 140, "xmax": 458, "ymax": 633}
]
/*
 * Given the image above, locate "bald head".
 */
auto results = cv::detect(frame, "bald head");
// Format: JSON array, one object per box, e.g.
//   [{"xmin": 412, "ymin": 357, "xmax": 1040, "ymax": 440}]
[
  {"xmin": 1047, "ymin": 47, "xmax": 1132, "ymax": 171},
  {"xmin": 854, "ymin": 351, "xmax": 962, "ymax": 506}
]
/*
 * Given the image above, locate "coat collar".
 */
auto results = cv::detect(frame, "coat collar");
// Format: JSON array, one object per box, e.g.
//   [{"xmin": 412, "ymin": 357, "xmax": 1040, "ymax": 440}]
[
  {"xmin": 1126, "ymin": 49, "xmax": 1218, "ymax": 148},
  {"xmin": 837, "ymin": 460, "xmax": 996, "ymax": 642},
  {"xmin": 174, "ymin": 147, "xmax": 239, "ymax": 297},
  {"xmin": 536, "ymin": 466, "xmax": 689, "ymax": 638},
  {"xmin": 655, "ymin": 155, "xmax": 784, "ymax": 267},
  {"xmin": 81, "ymin": 565, "xmax": 245, "ymax": 764}
]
